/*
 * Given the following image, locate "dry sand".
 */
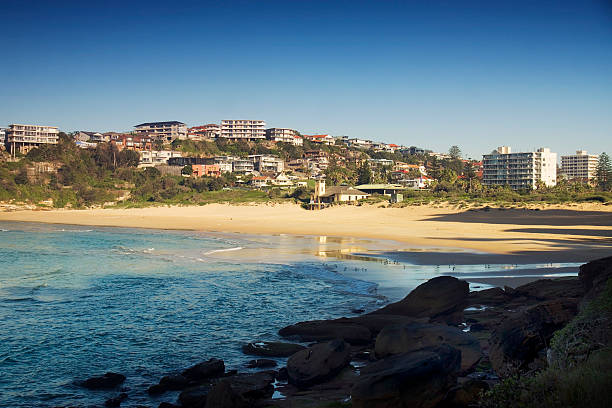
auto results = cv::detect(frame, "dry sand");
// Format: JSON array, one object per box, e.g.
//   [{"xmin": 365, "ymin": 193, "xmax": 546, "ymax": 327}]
[{"xmin": 1, "ymin": 202, "xmax": 610, "ymax": 264}]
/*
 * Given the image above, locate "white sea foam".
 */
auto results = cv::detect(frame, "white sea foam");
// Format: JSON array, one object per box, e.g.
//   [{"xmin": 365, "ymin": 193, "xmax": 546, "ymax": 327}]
[
  {"xmin": 204, "ymin": 246, "xmax": 243, "ymax": 255},
  {"xmin": 54, "ymin": 229, "xmax": 93, "ymax": 233}
]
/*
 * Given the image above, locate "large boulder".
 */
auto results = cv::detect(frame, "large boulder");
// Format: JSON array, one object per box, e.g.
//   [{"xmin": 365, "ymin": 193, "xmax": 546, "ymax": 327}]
[
  {"xmin": 374, "ymin": 323, "xmax": 482, "ymax": 373},
  {"xmin": 242, "ymin": 341, "xmax": 306, "ymax": 357},
  {"xmin": 80, "ymin": 372, "xmax": 126, "ymax": 390},
  {"xmin": 489, "ymin": 299, "xmax": 579, "ymax": 377},
  {"xmin": 370, "ymin": 276, "xmax": 469, "ymax": 324},
  {"xmin": 349, "ymin": 314, "xmax": 420, "ymax": 335},
  {"xmin": 287, "ymin": 339, "xmax": 351, "ymax": 388},
  {"xmin": 513, "ymin": 277, "xmax": 585, "ymax": 301},
  {"xmin": 351, "ymin": 345, "xmax": 461, "ymax": 408},
  {"xmin": 579, "ymin": 256, "xmax": 612, "ymax": 301},
  {"xmin": 181, "ymin": 358, "xmax": 225, "ymax": 382},
  {"xmin": 179, "ymin": 384, "xmax": 211, "ymax": 408},
  {"xmin": 279, "ymin": 318, "xmax": 371, "ymax": 344},
  {"xmin": 203, "ymin": 371, "xmax": 275, "ymax": 408}
]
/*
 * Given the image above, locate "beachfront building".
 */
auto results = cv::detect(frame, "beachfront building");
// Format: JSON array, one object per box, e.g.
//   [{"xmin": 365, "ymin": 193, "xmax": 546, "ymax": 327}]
[
  {"xmin": 134, "ymin": 121, "xmax": 187, "ymax": 142},
  {"xmin": 5, "ymin": 124, "xmax": 59, "ymax": 155},
  {"xmin": 311, "ymin": 180, "xmax": 369, "ymax": 205},
  {"xmin": 265, "ymin": 128, "xmax": 303, "ymax": 146},
  {"xmin": 74, "ymin": 131, "xmax": 103, "ymax": 142},
  {"xmin": 232, "ymin": 158, "xmax": 255, "ymax": 173},
  {"xmin": 220, "ymin": 120, "xmax": 266, "ymax": 140},
  {"xmin": 0, "ymin": 128, "xmax": 6, "ymax": 150},
  {"xmin": 249, "ymin": 154, "xmax": 284, "ymax": 173},
  {"xmin": 482, "ymin": 146, "xmax": 557, "ymax": 190},
  {"xmin": 139, "ymin": 150, "xmax": 183, "ymax": 167},
  {"xmin": 561, "ymin": 150, "xmax": 599, "ymax": 181}
]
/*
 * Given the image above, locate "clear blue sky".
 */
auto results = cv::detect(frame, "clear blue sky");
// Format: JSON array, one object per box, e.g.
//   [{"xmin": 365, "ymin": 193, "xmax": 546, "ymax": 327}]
[{"xmin": 1, "ymin": 0, "xmax": 611, "ymax": 159}]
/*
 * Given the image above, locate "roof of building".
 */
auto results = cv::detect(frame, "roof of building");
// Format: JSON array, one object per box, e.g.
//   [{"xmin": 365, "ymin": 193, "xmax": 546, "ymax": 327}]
[
  {"xmin": 304, "ymin": 134, "xmax": 331, "ymax": 138},
  {"xmin": 355, "ymin": 184, "xmax": 407, "ymax": 190},
  {"xmin": 135, "ymin": 121, "xmax": 186, "ymax": 127},
  {"xmin": 320, "ymin": 186, "xmax": 369, "ymax": 197}
]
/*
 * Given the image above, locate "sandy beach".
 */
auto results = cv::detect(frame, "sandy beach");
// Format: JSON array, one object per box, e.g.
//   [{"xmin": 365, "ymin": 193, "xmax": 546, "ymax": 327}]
[{"xmin": 1, "ymin": 202, "xmax": 610, "ymax": 264}]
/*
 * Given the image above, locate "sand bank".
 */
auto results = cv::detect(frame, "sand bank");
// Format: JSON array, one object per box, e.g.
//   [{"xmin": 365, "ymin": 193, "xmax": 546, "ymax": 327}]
[{"xmin": 1, "ymin": 202, "xmax": 610, "ymax": 264}]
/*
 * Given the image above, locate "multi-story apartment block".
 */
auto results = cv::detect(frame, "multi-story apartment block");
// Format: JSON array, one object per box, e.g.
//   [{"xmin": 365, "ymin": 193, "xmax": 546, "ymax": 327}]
[
  {"xmin": 482, "ymin": 146, "xmax": 557, "ymax": 190},
  {"xmin": 112, "ymin": 134, "xmax": 153, "ymax": 151},
  {"xmin": 134, "ymin": 121, "xmax": 187, "ymax": 142},
  {"xmin": 561, "ymin": 150, "xmax": 599, "ymax": 181},
  {"xmin": 220, "ymin": 120, "xmax": 266, "ymax": 140},
  {"xmin": 232, "ymin": 158, "xmax": 255, "ymax": 173},
  {"xmin": 249, "ymin": 155, "xmax": 284, "ymax": 173},
  {"xmin": 304, "ymin": 134, "xmax": 335, "ymax": 145},
  {"xmin": 5, "ymin": 124, "xmax": 59, "ymax": 155},
  {"xmin": 265, "ymin": 128, "xmax": 303, "ymax": 146}
]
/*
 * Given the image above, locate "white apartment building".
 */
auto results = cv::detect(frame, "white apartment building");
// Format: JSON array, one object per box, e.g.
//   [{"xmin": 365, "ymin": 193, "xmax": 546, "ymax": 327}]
[
  {"xmin": 5, "ymin": 124, "xmax": 59, "ymax": 155},
  {"xmin": 482, "ymin": 146, "xmax": 557, "ymax": 190},
  {"xmin": 221, "ymin": 120, "xmax": 266, "ymax": 140},
  {"xmin": 561, "ymin": 150, "xmax": 599, "ymax": 180},
  {"xmin": 265, "ymin": 128, "xmax": 303, "ymax": 146},
  {"xmin": 249, "ymin": 154, "xmax": 284, "ymax": 173},
  {"xmin": 139, "ymin": 150, "xmax": 183, "ymax": 168},
  {"xmin": 134, "ymin": 121, "xmax": 187, "ymax": 142},
  {"xmin": 0, "ymin": 128, "xmax": 6, "ymax": 150}
]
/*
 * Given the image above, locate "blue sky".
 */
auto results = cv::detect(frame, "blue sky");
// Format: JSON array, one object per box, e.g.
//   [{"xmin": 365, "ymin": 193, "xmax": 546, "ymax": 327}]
[{"xmin": 1, "ymin": 0, "xmax": 611, "ymax": 159}]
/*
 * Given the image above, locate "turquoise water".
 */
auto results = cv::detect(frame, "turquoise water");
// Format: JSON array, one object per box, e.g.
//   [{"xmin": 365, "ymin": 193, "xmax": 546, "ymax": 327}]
[
  {"xmin": 0, "ymin": 221, "xmax": 580, "ymax": 407},
  {"xmin": 0, "ymin": 222, "xmax": 385, "ymax": 407}
]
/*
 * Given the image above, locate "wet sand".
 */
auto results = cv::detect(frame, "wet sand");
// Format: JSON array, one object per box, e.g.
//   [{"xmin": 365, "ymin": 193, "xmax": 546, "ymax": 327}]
[{"xmin": 1, "ymin": 202, "xmax": 610, "ymax": 267}]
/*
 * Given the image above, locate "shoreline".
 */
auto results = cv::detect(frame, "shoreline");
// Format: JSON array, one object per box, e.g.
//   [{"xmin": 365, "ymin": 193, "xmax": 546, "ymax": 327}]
[{"xmin": 1, "ymin": 202, "xmax": 610, "ymax": 266}]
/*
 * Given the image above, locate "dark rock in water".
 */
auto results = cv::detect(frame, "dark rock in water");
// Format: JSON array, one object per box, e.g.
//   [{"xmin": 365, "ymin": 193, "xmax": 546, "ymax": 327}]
[
  {"xmin": 159, "ymin": 374, "xmax": 189, "ymax": 390},
  {"xmin": 514, "ymin": 277, "xmax": 585, "ymax": 301},
  {"xmin": 351, "ymin": 308, "xmax": 365, "ymax": 314},
  {"xmin": 279, "ymin": 319, "xmax": 372, "ymax": 344},
  {"xmin": 579, "ymin": 255, "xmax": 612, "ymax": 301},
  {"xmin": 223, "ymin": 371, "xmax": 275, "ymax": 400},
  {"xmin": 374, "ymin": 322, "xmax": 482, "ymax": 373},
  {"xmin": 242, "ymin": 341, "xmax": 306, "ymax": 357},
  {"xmin": 276, "ymin": 367, "xmax": 288, "ymax": 381},
  {"xmin": 287, "ymin": 339, "xmax": 351, "ymax": 388},
  {"xmin": 158, "ymin": 403, "xmax": 180, "ymax": 408},
  {"xmin": 104, "ymin": 393, "xmax": 127, "ymax": 407},
  {"xmin": 179, "ymin": 384, "xmax": 212, "ymax": 408},
  {"xmin": 181, "ymin": 358, "xmax": 225, "ymax": 382},
  {"xmin": 205, "ymin": 380, "xmax": 248, "ymax": 408},
  {"xmin": 351, "ymin": 345, "xmax": 461, "ymax": 408},
  {"xmin": 489, "ymin": 299, "xmax": 579, "ymax": 377},
  {"xmin": 81, "ymin": 372, "xmax": 126, "ymax": 389},
  {"xmin": 147, "ymin": 383, "xmax": 165, "ymax": 395},
  {"xmin": 370, "ymin": 276, "xmax": 469, "ymax": 324},
  {"xmin": 245, "ymin": 359, "xmax": 277, "ymax": 368}
]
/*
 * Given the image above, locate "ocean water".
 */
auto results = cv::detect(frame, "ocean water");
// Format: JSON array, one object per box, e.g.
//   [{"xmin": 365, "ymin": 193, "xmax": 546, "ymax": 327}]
[{"xmin": 0, "ymin": 221, "xmax": 580, "ymax": 407}]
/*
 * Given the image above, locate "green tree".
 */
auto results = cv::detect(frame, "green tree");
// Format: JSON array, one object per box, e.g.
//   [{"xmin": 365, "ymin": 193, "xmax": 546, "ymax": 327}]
[
  {"xmin": 182, "ymin": 165, "xmax": 193, "ymax": 176},
  {"xmin": 595, "ymin": 152, "xmax": 612, "ymax": 191},
  {"xmin": 448, "ymin": 145, "xmax": 462, "ymax": 159},
  {"xmin": 357, "ymin": 161, "xmax": 372, "ymax": 185}
]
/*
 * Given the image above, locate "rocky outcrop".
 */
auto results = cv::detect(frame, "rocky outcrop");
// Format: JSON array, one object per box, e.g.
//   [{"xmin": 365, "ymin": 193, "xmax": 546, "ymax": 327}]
[
  {"xmin": 467, "ymin": 287, "xmax": 514, "ymax": 306},
  {"xmin": 178, "ymin": 384, "xmax": 212, "ymax": 408},
  {"xmin": 287, "ymin": 339, "xmax": 351, "ymax": 388},
  {"xmin": 375, "ymin": 323, "xmax": 482, "ymax": 373},
  {"xmin": 351, "ymin": 345, "xmax": 461, "ymax": 408},
  {"xmin": 370, "ymin": 276, "xmax": 470, "ymax": 324},
  {"xmin": 279, "ymin": 318, "xmax": 372, "ymax": 344},
  {"xmin": 513, "ymin": 277, "xmax": 585, "ymax": 301},
  {"xmin": 104, "ymin": 393, "xmax": 128, "ymax": 407},
  {"xmin": 489, "ymin": 299, "xmax": 579, "ymax": 377},
  {"xmin": 241, "ymin": 341, "xmax": 306, "ymax": 357},
  {"xmin": 579, "ymin": 255, "xmax": 612, "ymax": 301},
  {"xmin": 202, "ymin": 371, "xmax": 275, "ymax": 408},
  {"xmin": 181, "ymin": 358, "xmax": 225, "ymax": 382},
  {"xmin": 245, "ymin": 359, "xmax": 277, "ymax": 368},
  {"xmin": 80, "ymin": 372, "xmax": 126, "ymax": 389}
]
